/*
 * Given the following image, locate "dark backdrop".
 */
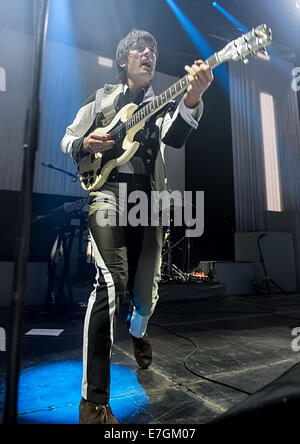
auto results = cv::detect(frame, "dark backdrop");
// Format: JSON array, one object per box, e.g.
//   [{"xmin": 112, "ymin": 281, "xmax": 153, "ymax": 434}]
[{"xmin": 185, "ymin": 71, "xmax": 235, "ymax": 267}]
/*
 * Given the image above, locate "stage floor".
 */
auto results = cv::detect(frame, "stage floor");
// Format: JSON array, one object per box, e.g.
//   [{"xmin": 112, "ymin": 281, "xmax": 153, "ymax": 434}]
[{"xmin": 1, "ymin": 290, "xmax": 300, "ymax": 424}]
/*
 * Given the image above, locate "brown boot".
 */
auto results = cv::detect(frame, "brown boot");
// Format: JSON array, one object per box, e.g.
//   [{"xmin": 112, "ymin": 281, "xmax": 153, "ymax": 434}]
[
  {"xmin": 79, "ymin": 398, "xmax": 119, "ymax": 424},
  {"xmin": 130, "ymin": 332, "xmax": 152, "ymax": 369}
]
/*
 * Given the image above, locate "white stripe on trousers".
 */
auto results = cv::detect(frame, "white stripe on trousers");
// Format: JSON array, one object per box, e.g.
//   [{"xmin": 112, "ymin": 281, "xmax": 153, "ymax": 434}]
[{"xmin": 81, "ymin": 232, "xmax": 116, "ymax": 400}]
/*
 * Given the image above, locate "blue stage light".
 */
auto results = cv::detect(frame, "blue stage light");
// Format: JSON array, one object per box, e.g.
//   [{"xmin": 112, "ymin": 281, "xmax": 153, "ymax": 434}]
[
  {"xmin": 38, "ymin": 0, "xmax": 85, "ymax": 159},
  {"xmin": 211, "ymin": 2, "xmax": 292, "ymax": 76},
  {"xmin": 165, "ymin": 0, "xmax": 229, "ymax": 92},
  {"xmin": 165, "ymin": 0, "xmax": 212, "ymax": 59},
  {"xmin": 0, "ymin": 361, "xmax": 150, "ymax": 424},
  {"xmin": 211, "ymin": 1, "xmax": 249, "ymax": 33},
  {"xmin": 47, "ymin": 0, "xmax": 78, "ymax": 44}
]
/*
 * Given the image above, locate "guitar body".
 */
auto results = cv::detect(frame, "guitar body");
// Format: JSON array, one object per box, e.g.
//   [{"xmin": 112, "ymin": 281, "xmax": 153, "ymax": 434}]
[{"xmin": 79, "ymin": 102, "xmax": 145, "ymax": 191}]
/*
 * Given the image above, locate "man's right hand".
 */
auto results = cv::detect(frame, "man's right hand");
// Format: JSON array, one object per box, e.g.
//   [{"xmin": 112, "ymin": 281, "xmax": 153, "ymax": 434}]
[{"xmin": 82, "ymin": 132, "xmax": 115, "ymax": 154}]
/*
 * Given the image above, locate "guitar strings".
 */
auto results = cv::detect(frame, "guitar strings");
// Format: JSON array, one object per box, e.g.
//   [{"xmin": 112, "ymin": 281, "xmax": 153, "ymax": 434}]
[
  {"xmin": 108, "ymin": 75, "xmax": 190, "ymax": 138},
  {"xmin": 108, "ymin": 103, "xmax": 152, "ymax": 138}
]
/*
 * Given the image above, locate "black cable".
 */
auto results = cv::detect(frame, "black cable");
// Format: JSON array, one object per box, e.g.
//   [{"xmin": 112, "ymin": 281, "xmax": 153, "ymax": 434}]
[
  {"xmin": 150, "ymin": 298, "xmax": 300, "ymax": 396},
  {"xmin": 149, "ymin": 322, "xmax": 252, "ymax": 396}
]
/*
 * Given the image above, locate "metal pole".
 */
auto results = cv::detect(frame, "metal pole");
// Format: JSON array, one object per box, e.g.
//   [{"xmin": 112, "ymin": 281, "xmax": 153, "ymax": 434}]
[{"xmin": 3, "ymin": 0, "xmax": 49, "ymax": 424}]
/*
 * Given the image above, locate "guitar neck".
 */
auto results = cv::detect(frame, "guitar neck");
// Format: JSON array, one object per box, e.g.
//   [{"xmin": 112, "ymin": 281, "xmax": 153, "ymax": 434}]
[{"xmin": 126, "ymin": 52, "xmax": 221, "ymax": 131}]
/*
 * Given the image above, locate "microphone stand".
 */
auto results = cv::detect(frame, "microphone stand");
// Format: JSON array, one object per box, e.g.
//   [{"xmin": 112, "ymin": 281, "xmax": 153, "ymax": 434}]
[
  {"xmin": 41, "ymin": 161, "xmax": 78, "ymax": 181},
  {"xmin": 256, "ymin": 233, "xmax": 288, "ymax": 297},
  {"xmin": 3, "ymin": 0, "xmax": 49, "ymax": 424}
]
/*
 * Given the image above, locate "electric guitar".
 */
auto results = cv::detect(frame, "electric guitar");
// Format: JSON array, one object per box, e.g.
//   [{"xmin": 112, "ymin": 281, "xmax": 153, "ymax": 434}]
[{"xmin": 78, "ymin": 24, "xmax": 272, "ymax": 192}]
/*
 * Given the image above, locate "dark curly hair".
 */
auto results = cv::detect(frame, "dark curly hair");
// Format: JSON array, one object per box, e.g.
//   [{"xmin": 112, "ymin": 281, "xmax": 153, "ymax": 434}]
[{"xmin": 116, "ymin": 29, "xmax": 158, "ymax": 83}]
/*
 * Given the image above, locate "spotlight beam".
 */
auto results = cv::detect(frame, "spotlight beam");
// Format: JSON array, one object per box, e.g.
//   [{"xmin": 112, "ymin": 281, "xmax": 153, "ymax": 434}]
[
  {"xmin": 212, "ymin": 2, "xmax": 249, "ymax": 33},
  {"xmin": 166, "ymin": 0, "xmax": 214, "ymax": 59},
  {"xmin": 165, "ymin": 0, "xmax": 229, "ymax": 92}
]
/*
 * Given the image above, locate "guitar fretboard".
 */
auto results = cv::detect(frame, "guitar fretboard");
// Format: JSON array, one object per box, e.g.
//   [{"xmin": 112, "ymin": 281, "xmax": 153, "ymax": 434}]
[{"xmin": 125, "ymin": 52, "xmax": 219, "ymax": 131}]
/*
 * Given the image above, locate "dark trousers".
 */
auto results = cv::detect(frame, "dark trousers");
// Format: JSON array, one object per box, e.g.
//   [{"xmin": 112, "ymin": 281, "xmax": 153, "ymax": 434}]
[{"xmin": 82, "ymin": 181, "xmax": 162, "ymax": 404}]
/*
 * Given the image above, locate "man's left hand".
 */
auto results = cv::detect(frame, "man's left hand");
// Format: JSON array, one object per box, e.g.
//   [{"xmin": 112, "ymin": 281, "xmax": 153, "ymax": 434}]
[{"xmin": 184, "ymin": 60, "xmax": 214, "ymax": 109}]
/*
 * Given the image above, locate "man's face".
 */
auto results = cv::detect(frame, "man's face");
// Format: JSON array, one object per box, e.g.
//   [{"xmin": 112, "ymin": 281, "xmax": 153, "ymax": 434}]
[{"xmin": 120, "ymin": 39, "xmax": 157, "ymax": 86}]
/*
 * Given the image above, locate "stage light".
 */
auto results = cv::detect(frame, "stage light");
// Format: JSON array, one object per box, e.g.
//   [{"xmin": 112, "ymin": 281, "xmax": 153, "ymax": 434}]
[
  {"xmin": 40, "ymin": 0, "xmax": 84, "ymax": 134},
  {"xmin": 0, "ymin": 361, "xmax": 150, "ymax": 424},
  {"xmin": 166, "ymin": 0, "xmax": 213, "ymax": 59},
  {"xmin": 165, "ymin": 0, "xmax": 229, "ymax": 92},
  {"xmin": 98, "ymin": 56, "xmax": 114, "ymax": 68},
  {"xmin": 259, "ymin": 92, "xmax": 282, "ymax": 212},
  {"xmin": 296, "ymin": 0, "xmax": 300, "ymax": 9},
  {"xmin": 211, "ymin": 1, "xmax": 249, "ymax": 33},
  {"xmin": 47, "ymin": 0, "xmax": 74, "ymax": 43},
  {"xmin": 212, "ymin": 0, "xmax": 292, "ymax": 77}
]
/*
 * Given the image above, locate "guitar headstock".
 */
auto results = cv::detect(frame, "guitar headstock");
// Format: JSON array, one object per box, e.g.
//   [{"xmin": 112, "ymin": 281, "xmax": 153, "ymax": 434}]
[{"xmin": 217, "ymin": 24, "xmax": 272, "ymax": 64}]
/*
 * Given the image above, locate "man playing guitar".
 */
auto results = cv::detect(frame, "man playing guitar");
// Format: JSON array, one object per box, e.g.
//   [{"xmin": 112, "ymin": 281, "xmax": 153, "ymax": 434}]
[{"xmin": 62, "ymin": 28, "xmax": 213, "ymax": 424}]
